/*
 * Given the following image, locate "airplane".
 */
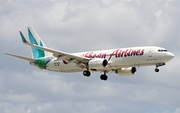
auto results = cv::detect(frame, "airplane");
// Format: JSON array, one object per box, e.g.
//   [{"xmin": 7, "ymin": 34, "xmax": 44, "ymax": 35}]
[{"xmin": 5, "ymin": 27, "xmax": 174, "ymax": 80}]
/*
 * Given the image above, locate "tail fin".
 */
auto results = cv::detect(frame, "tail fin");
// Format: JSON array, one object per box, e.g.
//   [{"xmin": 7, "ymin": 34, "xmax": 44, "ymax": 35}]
[{"xmin": 27, "ymin": 27, "xmax": 52, "ymax": 58}]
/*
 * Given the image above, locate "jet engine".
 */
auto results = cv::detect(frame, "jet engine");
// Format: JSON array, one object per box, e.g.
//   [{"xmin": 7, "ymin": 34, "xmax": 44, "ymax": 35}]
[
  {"xmin": 89, "ymin": 58, "xmax": 108, "ymax": 70},
  {"xmin": 115, "ymin": 67, "xmax": 136, "ymax": 76}
]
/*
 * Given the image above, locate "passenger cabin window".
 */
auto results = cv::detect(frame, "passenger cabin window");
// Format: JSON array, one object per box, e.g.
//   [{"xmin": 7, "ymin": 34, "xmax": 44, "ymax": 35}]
[{"xmin": 158, "ymin": 49, "xmax": 167, "ymax": 52}]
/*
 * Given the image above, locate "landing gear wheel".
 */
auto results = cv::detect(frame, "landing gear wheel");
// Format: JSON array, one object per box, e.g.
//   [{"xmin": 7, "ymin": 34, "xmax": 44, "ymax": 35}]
[
  {"xmin": 83, "ymin": 70, "xmax": 91, "ymax": 77},
  {"xmin": 100, "ymin": 74, "xmax": 108, "ymax": 81},
  {"xmin": 155, "ymin": 68, "xmax": 159, "ymax": 72}
]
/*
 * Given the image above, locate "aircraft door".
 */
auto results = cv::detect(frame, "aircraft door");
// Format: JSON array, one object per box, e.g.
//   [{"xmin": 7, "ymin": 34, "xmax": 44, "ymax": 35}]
[{"xmin": 148, "ymin": 49, "xmax": 153, "ymax": 57}]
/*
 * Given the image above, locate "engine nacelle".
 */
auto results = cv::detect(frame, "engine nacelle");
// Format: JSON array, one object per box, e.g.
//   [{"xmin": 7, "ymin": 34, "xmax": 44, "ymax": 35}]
[
  {"xmin": 89, "ymin": 58, "xmax": 108, "ymax": 70},
  {"xmin": 115, "ymin": 67, "xmax": 136, "ymax": 76}
]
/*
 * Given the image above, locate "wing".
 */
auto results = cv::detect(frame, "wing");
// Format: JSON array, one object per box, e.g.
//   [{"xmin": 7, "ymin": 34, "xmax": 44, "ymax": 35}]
[{"xmin": 20, "ymin": 31, "xmax": 90, "ymax": 69}]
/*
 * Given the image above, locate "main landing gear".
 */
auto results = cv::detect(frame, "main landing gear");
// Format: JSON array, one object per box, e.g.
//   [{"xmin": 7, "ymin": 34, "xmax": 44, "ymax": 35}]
[
  {"xmin": 83, "ymin": 70, "xmax": 91, "ymax": 77},
  {"xmin": 100, "ymin": 71, "xmax": 108, "ymax": 81},
  {"xmin": 83, "ymin": 70, "xmax": 108, "ymax": 81},
  {"xmin": 100, "ymin": 74, "xmax": 108, "ymax": 81}
]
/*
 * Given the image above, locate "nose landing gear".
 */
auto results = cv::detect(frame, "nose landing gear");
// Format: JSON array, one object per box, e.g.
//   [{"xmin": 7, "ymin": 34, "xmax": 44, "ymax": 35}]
[
  {"xmin": 155, "ymin": 62, "xmax": 165, "ymax": 73},
  {"xmin": 155, "ymin": 68, "xmax": 159, "ymax": 72}
]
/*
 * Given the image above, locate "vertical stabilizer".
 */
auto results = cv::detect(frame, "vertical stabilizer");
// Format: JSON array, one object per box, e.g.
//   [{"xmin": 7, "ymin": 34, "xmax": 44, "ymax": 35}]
[{"xmin": 27, "ymin": 27, "xmax": 52, "ymax": 58}]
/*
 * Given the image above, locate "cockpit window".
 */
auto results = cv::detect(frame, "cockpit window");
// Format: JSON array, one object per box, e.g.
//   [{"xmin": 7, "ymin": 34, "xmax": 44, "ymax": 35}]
[{"xmin": 158, "ymin": 49, "xmax": 168, "ymax": 52}]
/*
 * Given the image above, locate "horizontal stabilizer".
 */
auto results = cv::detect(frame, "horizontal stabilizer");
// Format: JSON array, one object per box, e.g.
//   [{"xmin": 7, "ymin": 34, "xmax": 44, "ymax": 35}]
[{"xmin": 5, "ymin": 53, "xmax": 37, "ymax": 62}]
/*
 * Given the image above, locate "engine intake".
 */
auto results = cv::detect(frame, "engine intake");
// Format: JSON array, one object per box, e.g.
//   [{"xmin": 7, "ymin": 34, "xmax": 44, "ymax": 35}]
[
  {"xmin": 89, "ymin": 58, "xmax": 108, "ymax": 70},
  {"xmin": 115, "ymin": 67, "xmax": 136, "ymax": 76}
]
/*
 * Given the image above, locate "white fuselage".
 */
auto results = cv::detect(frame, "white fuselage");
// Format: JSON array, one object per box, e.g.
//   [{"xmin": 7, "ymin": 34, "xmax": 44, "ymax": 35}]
[
  {"xmin": 6, "ymin": 27, "xmax": 175, "ymax": 80},
  {"xmin": 45, "ymin": 46, "xmax": 174, "ymax": 72}
]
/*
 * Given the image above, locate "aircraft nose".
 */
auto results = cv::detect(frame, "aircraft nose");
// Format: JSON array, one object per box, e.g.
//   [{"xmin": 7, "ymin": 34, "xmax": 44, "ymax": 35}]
[{"xmin": 167, "ymin": 52, "xmax": 174, "ymax": 60}]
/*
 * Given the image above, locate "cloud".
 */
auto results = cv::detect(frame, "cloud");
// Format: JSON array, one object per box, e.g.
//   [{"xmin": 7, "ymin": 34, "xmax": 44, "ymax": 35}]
[{"xmin": 0, "ymin": 0, "xmax": 180, "ymax": 113}]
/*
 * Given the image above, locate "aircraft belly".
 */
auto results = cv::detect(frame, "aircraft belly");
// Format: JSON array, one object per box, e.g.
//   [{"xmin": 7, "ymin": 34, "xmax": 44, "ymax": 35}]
[
  {"xmin": 110, "ymin": 56, "xmax": 146, "ymax": 68},
  {"xmin": 46, "ymin": 60, "xmax": 82, "ymax": 72}
]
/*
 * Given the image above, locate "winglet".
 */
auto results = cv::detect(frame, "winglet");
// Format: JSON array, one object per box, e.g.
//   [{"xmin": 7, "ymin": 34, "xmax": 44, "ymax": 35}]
[
  {"xmin": 19, "ymin": 31, "xmax": 32, "ymax": 46},
  {"xmin": 19, "ymin": 31, "xmax": 28, "ymax": 43}
]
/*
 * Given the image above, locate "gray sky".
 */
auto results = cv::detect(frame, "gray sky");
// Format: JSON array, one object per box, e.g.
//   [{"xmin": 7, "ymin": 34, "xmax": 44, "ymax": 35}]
[{"xmin": 1, "ymin": 0, "xmax": 180, "ymax": 113}]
